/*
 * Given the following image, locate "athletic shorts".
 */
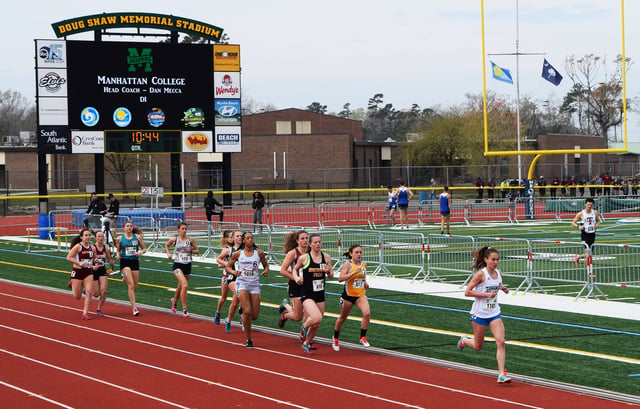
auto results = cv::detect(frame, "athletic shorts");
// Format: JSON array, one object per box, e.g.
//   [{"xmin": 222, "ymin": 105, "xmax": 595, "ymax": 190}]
[
  {"xmin": 119, "ymin": 258, "xmax": 139, "ymax": 272},
  {"xmin": 236, "ymin": 277, "xmax": 260, "ymax": 294},
  {"xmin": 71, "ymin": 268, "xmax": 92, "ymax": 281},
  {"xmin": 470, "ymin": 314, "xmax": 501, "ymax": 326},
  {"xmin": 172, "ymin": 263, "xmax": 192, "ymax": 276},
  {"xmin": 440, "ymin": 211, "xmax": 450, "ymax": 216},
  {"xmin": 340, "ymin": 290, "xmax": 360, "ymax": 305},
  {"xmin": 581, "ymin": 232, "xmax": 596, "ymax": 249},
  {"xmin": 398, "ymin": 203, "xmax": 408, "ymax": 209},
  {"xmin": 288, "ymin": 280, "xmax": 304, "ymax": 298},
  {"xmin": 93, "ymin": 267, "xmax": 107, "ymax": 281},
  {"xmin": 301, "ymin": 291, "xmax": 325, "ymax": 304}
]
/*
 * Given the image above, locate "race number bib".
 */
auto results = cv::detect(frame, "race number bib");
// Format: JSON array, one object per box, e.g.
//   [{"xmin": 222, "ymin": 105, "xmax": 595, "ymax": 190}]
[
  {"xmin": 125, "ymin": 247, "xmax": 136, "ymax": 256},
  {"xmin": 485, "ymin": 295, "xmax": 497, "ymax": 310},
  {"xmin": 241, "ymin": 269, "xmax": 255, "ymax": 278},
  {"xmin": 175, "ymin": 253, "xmax": 190, "ymax": 263},
  {"xmin": 584, "ymin": 223, "xmax": 595, "ymax": 233},
  {"xmin": 312, "ymin": 279, "xmax": 324, "ymax": 292},
  {"xmin": 353, "ymin": 278, "xmax": 365, "ymax": 289}
]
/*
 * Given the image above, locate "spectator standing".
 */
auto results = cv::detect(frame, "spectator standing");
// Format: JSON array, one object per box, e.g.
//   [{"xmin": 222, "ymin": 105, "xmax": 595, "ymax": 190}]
[
  {"xmin": 622, "ymin": 178, "xmax": 629, "ymax": 196},
  {"xmin": 475, "ymin": 177, "xmax": 484, "ymax": 201},
  {"xmin": 487, "ymin": 178, "xmax": 495, "ymax": 202},
  {"xmin": 568, "ymin": 176, "xmax": 577, "ymax": 197},
  {"xmin": 538, "ymin": 176, "xmax": 547, "ymax": 197},
  {"xmin": 439, "ymin": 186, "xmax": 451, "ymax": 235},
  {"xmin": 500, "ymin": 179, "xmax": 508, "ymax": 199},
  {"xmin": 430, "ymin": 178, "xmax": 437, "ymax": 201},
  {"xmin": 631, "ymin": 176, "xmax": 639, "ymax": 197},
  {"xmin": 589, "ymin": 176, "xmax": 597, "ymax": 197},
  {"xmin": 602, "ymin": 173, "xmax": 611, "ymax": 196},
  {"xmin": 251, "ymin": 191, "xmax": 265, "ymax": 229},
  {"xmin": 83, "ymin": 192, "xmax": 107, "ymax": 229},
  {"xmin": 395, "ymin": 181, "xmax": 414, "ymax": 229},
  {"xmin": 386, "ymin": 185, "xmax": 397, "ymax": 225},
  {"xmin": 104, "ymin": 193, "xmax": 119, "ymax": 245},
  {"xmin": 204, "ymin": 191, "xmax": 224, "ymax": 222},
  {"xmin": 550, "ymin": 177, "xmax": 560, "ymax": 198}
]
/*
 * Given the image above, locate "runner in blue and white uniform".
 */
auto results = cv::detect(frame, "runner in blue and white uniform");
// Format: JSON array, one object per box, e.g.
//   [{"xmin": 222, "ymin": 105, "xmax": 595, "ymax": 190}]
[
  {"xmin": 457, "ymin": 246, "xmax": 511, "ymax": 384},
  {"xmin": 395, "ymin": 180, "xmax": 414, "ymax": 229},
  {"xmin": 165, "ymin": 222, "xmax": 199, "ymax": 318},
  {"xmin": 386, "ymin": 185, "xmax": 397, "ymax": 225},
  {"xmin": 439, "ymin": 186, "xmax": 451, "ymax": 235},
  {"xmin": 225, "ymin": 232, "xmax": 269, "ymax": 348}
]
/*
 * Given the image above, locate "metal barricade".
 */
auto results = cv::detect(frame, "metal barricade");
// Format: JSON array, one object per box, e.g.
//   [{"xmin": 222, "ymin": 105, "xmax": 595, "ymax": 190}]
[
  {"xmin": 589, "ymin": 243, "xmax": 640, "ymax": 289},
  {"xmin": 380, "ymin": 230, "xmax": 425, "ymax": 281},
  {"xmin": 319, "ymin": 201, "xmax": 371, "ymax": 228},
  {"xmin": 304, "ymin": 227, "xmax": 343, "ymax": 269},
  {"xmin": 127, "ymin": 216, "xmax": 157, "ymax": 250},
  {"xmin": 267, "ymin": 225, "xmax": 306, "ymax": 265},
  {"xmin": 237, "ymin": 223, "xmax": 273, "ymax": 261},
  {"xmin": 528, "ymin": 240, "xmax": 591, "ymax": 296},
  {"xmin": 466, "ymin": 201, "xmax": 512, "ymax": 224},
  {"xmin": 49, "ymin": 210, "xmax": 76, "ymax": 233},
  {"xmin": 270, "ymin": 203, "xmax": 320, "ymax": 227},
  {"xmin": 26, "ymin": 227, "xmax": 69, "ymax": 252},
  {"xmin": 425, "ymin": 234, "xmax": 475, "ymax": 284},
  {"xmin": 369, "ymin": 201, "xmax": 394, "ymax": 228}
]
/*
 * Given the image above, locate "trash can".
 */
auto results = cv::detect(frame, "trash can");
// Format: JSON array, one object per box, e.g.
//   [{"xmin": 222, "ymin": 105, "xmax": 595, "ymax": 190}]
[{"xmin": 38, "ymin": 213, "xmax": 55, "ymax": 239}]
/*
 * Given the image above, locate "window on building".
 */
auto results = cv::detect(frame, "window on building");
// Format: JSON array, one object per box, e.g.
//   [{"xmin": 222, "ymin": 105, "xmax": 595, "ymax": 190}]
[
  {"xmin": 276, "ymin": 121, "xmax": 292, "ymax": 135},
  {"xmin": 295, "ymin": 121, "xmax": 311, "ymax": 134}
]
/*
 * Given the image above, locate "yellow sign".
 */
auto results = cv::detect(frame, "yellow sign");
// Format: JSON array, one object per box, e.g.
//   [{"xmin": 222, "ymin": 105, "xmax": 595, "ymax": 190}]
[
  {"xmin": 52, "ymin": 13, "xmax": 224, "ymax": 42},
  {"xmin": 213, "ymin": 44, "xmax": 240, "ymax": 71}
]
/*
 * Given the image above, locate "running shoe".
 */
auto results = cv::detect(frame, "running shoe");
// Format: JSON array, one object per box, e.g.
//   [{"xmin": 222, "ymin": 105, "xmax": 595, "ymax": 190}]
[
  {"xmin": 214, "ymin": 311, "xmax": 221, "ymax": 325},
  {"xmin": 574, "ymin": 254, "xmax": 580, "ymax": 266},
  {"xmin": 497, "ymin": 373, "xmax": 512, "ymax": 384},
  {"xmin": 106, "ymin": 269, "xmax": 118, "ymax": 276},
  {"xmin": 96, "ymin": 309, "xmax": 104, "ymax": 317},
  {"xmin": 457, "ymin": 335, "xmax": 466, "ymax": 351},
  {"xmin": 225, "ymin": 318, "xmax": 231, "ymax": 333},
  {"xmin": 183, "ymin": 309, "xmax": 190, "ymax": 318},
  {"xmin": 301, "ymin": 343, "xmax": 311, "ymax": 354},
  {"xmin": 132, "ymin": 307, "xmax": 140, "ymax": 316},
  {"xmin": 81, "ymin": 313, "xmax": 90, "ymax": 320},
  {"xmin": 359, "ymin": 337, "xmax": 370, "ymax": 347},
  {"xmin": 278, "ymin": 298, "xmax": 289, "ymax": 314},
  {"xmin": 278, "ymin": 312, "xmax": 287, "ymax": 329},
  {"xmin": 332, "ymin": 336, "xmax": 340, "ymax": 352},
  {"xmin": 245, "ymin": 339, "xmax": 254, "ymax": 348},
  {"xmin": 170, "ymin": 298, "xmax": 177, "ymax": 313},
  {"xmin": 299, "ymin": 325, "xmax": 308, "ymax": 343}
]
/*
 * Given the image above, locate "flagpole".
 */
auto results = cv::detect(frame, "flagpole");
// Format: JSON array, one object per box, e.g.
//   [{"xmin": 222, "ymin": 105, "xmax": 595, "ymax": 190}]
[{"xmin": 515, "ymin": 0, "xmax": 522, "ymax": 184}]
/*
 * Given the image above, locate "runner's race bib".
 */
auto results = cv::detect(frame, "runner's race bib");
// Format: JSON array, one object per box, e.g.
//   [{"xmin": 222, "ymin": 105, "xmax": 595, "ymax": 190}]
[{"xmin": 313, "ymin": 279, "xmax": 324, "ymax": 292}]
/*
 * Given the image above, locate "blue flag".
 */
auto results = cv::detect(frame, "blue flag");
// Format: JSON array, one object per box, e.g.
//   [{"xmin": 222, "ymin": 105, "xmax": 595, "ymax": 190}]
[
  {"xmin": 490, "ymin": 61, "xmax": 513, "ymax": 84},
  {"xmin": 541, "ymin": 59, "xmax": 563, "ymax": 86}
]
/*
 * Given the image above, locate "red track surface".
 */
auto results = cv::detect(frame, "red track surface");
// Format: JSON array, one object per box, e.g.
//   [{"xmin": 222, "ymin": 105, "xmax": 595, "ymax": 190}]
[{"xmin": 0, "ymin": 281, "xmax": 634, "ymax": 408}]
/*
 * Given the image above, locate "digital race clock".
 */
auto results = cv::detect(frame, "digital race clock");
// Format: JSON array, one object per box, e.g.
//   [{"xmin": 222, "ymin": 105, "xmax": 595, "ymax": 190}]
[{"xmin": 105, "ymin": 130, "xmax": 181, "ymax": 153}]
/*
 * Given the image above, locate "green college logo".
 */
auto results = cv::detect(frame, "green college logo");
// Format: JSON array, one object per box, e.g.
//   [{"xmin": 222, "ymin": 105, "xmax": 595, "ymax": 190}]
[{"xmin": 127, "ymin": 48, "xmax": 153, "ymax": 72}]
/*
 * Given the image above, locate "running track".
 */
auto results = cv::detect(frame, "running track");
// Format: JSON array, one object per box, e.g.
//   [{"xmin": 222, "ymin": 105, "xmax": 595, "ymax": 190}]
[{"xmin": 0, "ymin": 281, "xmax": 634, "ymax": 408}]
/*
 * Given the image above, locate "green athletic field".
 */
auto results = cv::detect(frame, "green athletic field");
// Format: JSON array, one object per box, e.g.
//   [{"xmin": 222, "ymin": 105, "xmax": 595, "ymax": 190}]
[{"xmin": 1, "ymin": 219, "xmax": 640, "ymax": 397}]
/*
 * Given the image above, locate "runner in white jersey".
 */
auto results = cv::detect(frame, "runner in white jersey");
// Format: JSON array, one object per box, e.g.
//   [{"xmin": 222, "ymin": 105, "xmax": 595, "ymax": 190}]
[
  {"xmin": 457, "ymin": 246, "xmax": 512, "ymax": 384},
  {"xmin": 225, "ymin": 232, "xmax": 269, "ymax": 348},
  {"xmin": 571, "ymin": 197, "xmax": 601, "ymax": 266},
  {"xmin": 165, "ymin": 222, "xmax": 199, "ymax": 318}
]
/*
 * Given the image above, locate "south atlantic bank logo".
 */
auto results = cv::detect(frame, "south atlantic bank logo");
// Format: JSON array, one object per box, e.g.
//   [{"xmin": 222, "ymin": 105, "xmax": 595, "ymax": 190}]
[{"xmin": 127, "ymin": 48, "xmax": 153, "ymax": 72}]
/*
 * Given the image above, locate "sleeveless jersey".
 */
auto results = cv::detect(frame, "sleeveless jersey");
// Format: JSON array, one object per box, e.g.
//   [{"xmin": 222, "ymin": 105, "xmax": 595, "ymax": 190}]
[
  {"xmin": 119, "ymin": 234, "xmax": 139, "ymax": 260},
  {"xmin": 439, "ymin": 192, "xmax": 450, "ymax": 213},
  {"xmin": 470, "ymin": 268, "xmax": 502, "ymax": 319},
  {"xmin": 301, "ymin": 252, "xmax": 328, "ymax": 297},
  {"xmin": 344, "ymin": 261, "xmax": 367, "ymax": 298},
  {"xmin": 236, "ymin": 248, "xmax": 261, "ymax": 282},
  {"xmin": 388, "ymin": 191, "xmax": 397, "ymax": 207},
  {"xmin": 288, "ymin": 248, "xmax": 303, "ymax": 286},
  {"xmin": 580, "ymin": 210, "xmax": 597, "ymax": 234},
  {"xmin": 173, "ymin": 236, "xmax": 192, "ymax": 264},
  {"xmin": 397, "ymin": 186, "xmax": 409, "ymax": 206},
  {"xmin": 73, "ymin": 243, "xmax": 93, "ymax": 274},
  {"xmin": 93, "ymin": 244, "xmax": 107, "ymax": 270}
]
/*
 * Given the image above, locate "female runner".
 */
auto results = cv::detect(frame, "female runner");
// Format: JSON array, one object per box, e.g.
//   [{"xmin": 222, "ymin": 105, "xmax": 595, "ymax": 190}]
[{"xmin": 115, "ymin": 221, "xmax": 146, "ymax": 316}]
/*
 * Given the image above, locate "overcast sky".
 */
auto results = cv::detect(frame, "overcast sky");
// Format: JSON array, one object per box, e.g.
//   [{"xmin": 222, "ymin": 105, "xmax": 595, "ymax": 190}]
[{"xmin": 1, "ymin": 0, "xmax": 638, "ymax": 140}]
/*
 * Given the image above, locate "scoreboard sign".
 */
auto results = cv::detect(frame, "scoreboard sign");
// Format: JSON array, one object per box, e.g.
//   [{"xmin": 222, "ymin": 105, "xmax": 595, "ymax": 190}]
[{"xmin": 65, "ymin": 41, "xmax": 214, "ymax": 153}]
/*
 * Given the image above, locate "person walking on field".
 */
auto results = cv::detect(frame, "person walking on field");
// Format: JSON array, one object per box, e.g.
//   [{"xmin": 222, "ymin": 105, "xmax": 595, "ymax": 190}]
[
  {"xmin": 571, "ymin": 197, "xmax": 601, "ymax": 266},
  {"xmin": 439, "ymin": 186, "xmax": 451, "ymax": 235},
  {"xmin": 332, "ymin": 244, "xmax": 371, "ymax": 352},
  {"xmin": 386, "ymin": 185, "xmax": 397, "ymax": 225},
  {"xmin": 457, "ymin": 246, "xmax": 511, "ymax": 384},
  {"xmin": 395, "ymin": 180, "xmax": 414, "ymax": 229},
  {"xmin": 166, "ymin": 222, "xmax": 199, "ymax": 318}
]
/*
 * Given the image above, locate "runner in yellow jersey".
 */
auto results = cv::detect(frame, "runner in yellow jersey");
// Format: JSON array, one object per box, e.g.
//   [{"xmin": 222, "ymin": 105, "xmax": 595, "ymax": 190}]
[{"xmin": 331, "ymin": 244, "xmax": 371, "ymax": 351}]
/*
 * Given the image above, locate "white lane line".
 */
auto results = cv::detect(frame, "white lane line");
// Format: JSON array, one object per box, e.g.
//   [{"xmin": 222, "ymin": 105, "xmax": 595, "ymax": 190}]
[
  {"xmin": 1, "ymin": 302, "xmax": 543, "ymax": 409},
  {"xmin": 0, "ymin": 350, "xmax": 189, "ymax": 408},
  {"xmin": 0, "ymin": 380, "xmax": 74, "ymax": 408}
]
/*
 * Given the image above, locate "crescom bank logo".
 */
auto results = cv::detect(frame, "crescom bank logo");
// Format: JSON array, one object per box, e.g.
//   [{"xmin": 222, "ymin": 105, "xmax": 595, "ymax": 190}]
[
  {"xmin": 80, "ymin": 107, "xmax": 100, "ymax": 127},
  {"xmin": 72, "ymin": 135, "xmax": 83, "ymax": 146},
  {"xmin": 113, "ymin": 107, "xmax": 132, "ymax": 127}
]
